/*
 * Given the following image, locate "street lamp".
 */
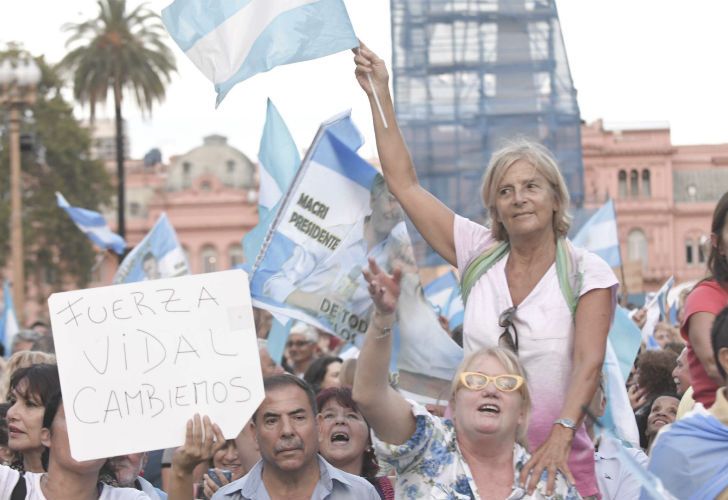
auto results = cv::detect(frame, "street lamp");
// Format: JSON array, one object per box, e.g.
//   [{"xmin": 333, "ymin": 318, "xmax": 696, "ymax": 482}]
[{"xmin": 0, "ymin": 56, "xmax": 41, "ymax": 325}]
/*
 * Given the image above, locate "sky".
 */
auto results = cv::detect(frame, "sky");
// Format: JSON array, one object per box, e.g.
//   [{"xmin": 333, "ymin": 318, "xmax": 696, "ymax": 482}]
[{"xmin": 2, "ymin": 0, "xmax": 727, "ymax": 162}]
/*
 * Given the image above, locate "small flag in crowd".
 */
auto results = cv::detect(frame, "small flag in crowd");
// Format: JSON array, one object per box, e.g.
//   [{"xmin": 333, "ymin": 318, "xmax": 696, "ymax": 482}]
[
  {"xmin": 572, "ymin": 198, "xmax": 621, "ymax": 268},
  {"xmin": 56, "ymin": 192, "xmax": 126, "ymax": 255},
  {"xmin": 424, "ymin": 271, "xmax": 465, "ymax": 331},
  {"xmin": 161, "ymin": 0, "xmax": 359, "ymax": 105},
  {"xmin": 113, "ymin": 213, "xmax": 190, "ymax": 284},
  {"xmin": 244, "ymin": 99, "xmax": 301, "ymax": 267},
  {"xmin": 0, "ymin": 281, "xmax": 19, "ymax": 356}
]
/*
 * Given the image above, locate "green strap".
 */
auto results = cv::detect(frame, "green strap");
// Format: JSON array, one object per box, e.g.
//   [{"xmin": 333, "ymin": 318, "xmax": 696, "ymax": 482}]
[
  {"xmin": 460, "ymin": 241, "xmax": 509, "ymax": 305},
  {"xmin": 461, "ymin": 238, "xmax": 583, "ymax": 318}
]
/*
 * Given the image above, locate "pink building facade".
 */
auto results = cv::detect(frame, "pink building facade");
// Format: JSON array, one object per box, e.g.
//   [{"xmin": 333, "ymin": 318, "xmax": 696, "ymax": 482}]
[
  {"xmin": 93, "ymin": 135, "xmax": 260, "ymax": 284},
  {"xmin": 581, "ymin": 120, "xmax": 728, "ymax": 293}
]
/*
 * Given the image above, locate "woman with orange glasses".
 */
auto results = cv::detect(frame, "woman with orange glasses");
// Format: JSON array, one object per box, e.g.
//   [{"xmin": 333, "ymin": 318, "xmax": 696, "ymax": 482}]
[{"xmin": 353, "ymin": 259, "xmax": 580, "ymax": 499}]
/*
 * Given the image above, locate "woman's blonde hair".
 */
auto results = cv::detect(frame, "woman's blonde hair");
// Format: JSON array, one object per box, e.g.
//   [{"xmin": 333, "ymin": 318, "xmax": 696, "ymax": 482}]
[
  {"xmin": 450, "ymin": 346, "xmax": 532, "ymax": 448},
  {"xmin": 480, "ymin": 139, "xmax": 572, "ymax": 242},
  {"xmin": 0, "ymin": 350, "xmax": 56, "ymax": 402}
]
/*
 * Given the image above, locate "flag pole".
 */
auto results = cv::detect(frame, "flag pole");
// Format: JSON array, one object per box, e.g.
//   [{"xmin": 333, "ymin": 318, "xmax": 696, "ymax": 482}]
[{"xmin": 367, "ymin": 73, "xmax": 389, "ymax": 129}]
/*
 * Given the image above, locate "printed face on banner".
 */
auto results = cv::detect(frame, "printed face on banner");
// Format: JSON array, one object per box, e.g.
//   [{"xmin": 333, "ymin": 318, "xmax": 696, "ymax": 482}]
[
  {"xmin": 113, "ymin": 214, "xmax": 189, "ymax": 284},
  {"xmin": 256, "ymin": 167, "xmax": 407, "ymax": 343},
  {"xmin": 48, "ymin": 270, "xmax": 263, "ymax": 461}
]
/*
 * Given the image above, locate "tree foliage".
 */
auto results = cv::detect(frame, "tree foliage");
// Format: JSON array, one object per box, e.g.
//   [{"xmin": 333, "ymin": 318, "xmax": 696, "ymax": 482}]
[{"xmin": 0, "ymin": 47, "xmax": 113, "ymax": 290}]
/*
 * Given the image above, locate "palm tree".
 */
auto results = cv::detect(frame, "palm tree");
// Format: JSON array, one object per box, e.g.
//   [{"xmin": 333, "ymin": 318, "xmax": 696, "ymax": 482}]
[{"xmin": 60, "ymin": 0, "xmax": 176, "ymax": 245}]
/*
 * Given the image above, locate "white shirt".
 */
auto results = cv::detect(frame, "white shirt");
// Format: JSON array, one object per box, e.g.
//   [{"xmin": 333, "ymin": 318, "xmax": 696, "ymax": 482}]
[
  {"xmin": 0, "ymin": 465, "xmax": 150, "ymax": 499},
  {"xmin": 594, "ymin": 435, "xmax": 649, "ymax": 500}
]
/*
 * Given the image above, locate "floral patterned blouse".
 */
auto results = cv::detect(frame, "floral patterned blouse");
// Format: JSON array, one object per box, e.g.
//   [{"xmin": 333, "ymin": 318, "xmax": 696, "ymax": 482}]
[{"xmin": 372, "ymin": 401, "xmax": 582, "ymax": 500}]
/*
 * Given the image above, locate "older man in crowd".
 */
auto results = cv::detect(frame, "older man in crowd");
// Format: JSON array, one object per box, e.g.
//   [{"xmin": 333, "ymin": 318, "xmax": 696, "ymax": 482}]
[
  {"xmin": 169, "ymin": 374, "xmax": 378, "ymax": 499},
  {"xmin": 110, "ymin": 452, "xmax": 167, "ymax": 499},
  {"xmin": 646, "ymin": 306, "xmax": 728, "ymax": 499}
]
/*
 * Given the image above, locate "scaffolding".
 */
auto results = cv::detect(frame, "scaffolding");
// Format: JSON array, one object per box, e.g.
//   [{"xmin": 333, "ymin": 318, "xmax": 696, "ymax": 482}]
[{"xmin": 391, "ymin": 0, "xmax": 583, "ymax": 261}]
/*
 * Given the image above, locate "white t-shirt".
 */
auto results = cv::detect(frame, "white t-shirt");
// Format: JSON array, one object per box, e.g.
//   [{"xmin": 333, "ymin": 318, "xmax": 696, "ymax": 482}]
[{"xmin": 0, "ymin": 465, "xmax": 150, "ymax": 499}]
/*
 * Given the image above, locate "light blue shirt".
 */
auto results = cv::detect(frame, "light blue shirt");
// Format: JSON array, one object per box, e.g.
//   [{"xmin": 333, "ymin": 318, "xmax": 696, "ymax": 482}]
[{"xmin": 212, "ymin": 455, "xmax": 379, "ymax": 500}]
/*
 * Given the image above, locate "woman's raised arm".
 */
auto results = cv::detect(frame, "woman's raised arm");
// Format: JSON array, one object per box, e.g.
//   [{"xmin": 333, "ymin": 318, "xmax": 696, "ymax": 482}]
[
  {"xmin": 352, "ymin": 258, "xmax": 416, "ymax": 445},
  {"xmin": 354, "ymin": 43, "xmax": 456, "ymax": 265}
]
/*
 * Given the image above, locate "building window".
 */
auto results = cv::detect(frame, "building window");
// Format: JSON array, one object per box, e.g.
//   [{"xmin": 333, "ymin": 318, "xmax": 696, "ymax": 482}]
[
  {"xmin": 129, "ymin": 202, "xmax": 140, "ymax": 216},
  {"xmin": 201, "ymin": 245, "xmax": 218, "ymax": 273},
  {"xmin": 698, "ymin": 234, "xmax": 709, "ymax": 264},
  {"xmin": 618, "ymin": 170, "xmax": 627, "ymax": 198},
  {"xmin": 685, "ymin": 238, "xmax": 694, "ymax": 265},
  {"xmin": 641, "ymin": 169, "xmax": 651, "ymax": 197},
  {"xmin": 227, "ymin": 160, "xmax": 235, "ymax": 173},
  {"xmin": 229, "ymin": 244, "xmax": 244, "ymax": 268},
  {"xmin": 627, "ymin": 229, "xmax": 648, "ymax": 270},
  {"xmin": 183, "ymin": 162, "xmax": 192, "ymax": 175},
  {"xmin": 630, "ymin": 170, "xmax": 639, "ymax": 197}
]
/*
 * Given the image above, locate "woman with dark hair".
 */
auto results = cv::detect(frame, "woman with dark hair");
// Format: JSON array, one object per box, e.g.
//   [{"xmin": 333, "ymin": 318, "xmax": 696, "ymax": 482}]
[
  {"xmin": 0, "ymin": 366, "xmax": 149, "ymax": 498},
  {"xmin": 304, "ymin": 356, "xmax": 343, "ymax": 394},
  {"xmin": 681, "ymin": 191, "xmax": 728, "ymax": 408},
  {"xmin": 5, "ymin": 363, "xmax": 60, "ymax": 473},
  {"xmin": 316, "ymin": 387, "xmax": 394, "ymax": 500}
]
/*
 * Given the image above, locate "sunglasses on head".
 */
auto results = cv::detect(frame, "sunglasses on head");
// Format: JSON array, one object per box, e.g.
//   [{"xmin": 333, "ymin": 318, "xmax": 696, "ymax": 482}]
[
  {"xmin": 498, "ymin": 305, "xmax": 518, "ymax": 353},
  {"xmin": 459, "ymin": 372, "xmax": 524, "ymax": 392},
  {"xmin": 286, "ymin": 340, "xmax": 312, "ymax": 348}
]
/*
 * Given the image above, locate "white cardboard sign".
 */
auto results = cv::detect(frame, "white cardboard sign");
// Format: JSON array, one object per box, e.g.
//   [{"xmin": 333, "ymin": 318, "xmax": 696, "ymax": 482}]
[{"xmin": 48, "ymin": 269, "xmax": 263, "ymax": 461}]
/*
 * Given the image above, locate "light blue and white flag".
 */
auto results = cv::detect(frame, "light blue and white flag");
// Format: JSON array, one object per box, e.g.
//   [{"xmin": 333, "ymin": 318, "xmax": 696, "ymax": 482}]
[
  {"xmin": 112, "ymin": 213, "xmax": 190, "ymax": 284},
  {"xmin": 600, "ymin": 339, "xmax": 640, "ymax": 448},
  {"xmin": 572, "ymin": 199, "xmax": 621, "ymax": 268},
  {"xmin": 56, "ymin": 192, "xmax": 126, "ymax": 255},
  {"xmin": 0, "ymin": 281, "xmax": 19, "ymax": 356},
  {"xmin": 249, "ymin": 111, "xmax": 463, "ymax": 402},
  {"xmin": 424, "ymin": 271, "xmax": 464, "ymax": 330},
  {"xmin": 161, "ymin": 0, "xmax": 358, "ymax": 105},
  {"xmin": 266, "ymin": 317, "xmax": 293, "ymax": 365},
  {"xmin": 243, "ymin": 99, "xmax": 301, "ymax": 267}
]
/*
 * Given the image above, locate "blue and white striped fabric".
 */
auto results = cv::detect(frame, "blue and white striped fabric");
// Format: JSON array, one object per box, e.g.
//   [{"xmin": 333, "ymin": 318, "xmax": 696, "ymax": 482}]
[
  {"xmin": 161, "ymin": 0, "xmax": 358, "ymax": 105},
  {"xmin": 243, "ymin": 99, "xmax": 300, "ymax": 267},
  {"xmin": 56, "ymin": 192, "xmax": 126, "ymax": 255},
  {"xmin": 0, "ymin": 281, "xmax": 19, "ymax": 357},
  {"xmin": 572, "ymin": 199, "xmax": 621, "ymax": 267},
  {"xmin": 424, "ymin": 271, "xmax": 464, "ymax": 330}
]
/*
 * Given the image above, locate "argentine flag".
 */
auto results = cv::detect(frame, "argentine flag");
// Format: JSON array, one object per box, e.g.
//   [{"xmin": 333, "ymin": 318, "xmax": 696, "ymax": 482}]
[
  {"xmin": 572, "ymin": 199, "xmax": 621, "ymax": 268},
  {"xmin": 162, "ymin": 0, "xmax": 358, "ymax": 105},
  {"xmin": 0, "ymin": 281, "xmax": 19, "ymax": 356},
  {"xmin": 244, "ymin": 99, "xmax": 301, "ymax": 268},
  {"xmin": 56, "ymin": 192, "xmax": 126, "ymax": 255}
]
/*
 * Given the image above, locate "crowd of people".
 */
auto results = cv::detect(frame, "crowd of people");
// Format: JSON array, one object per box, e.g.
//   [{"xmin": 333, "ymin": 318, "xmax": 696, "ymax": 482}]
[{"xmin": 0, "ymin": 44, "xmax": 725, "ymax": 500}]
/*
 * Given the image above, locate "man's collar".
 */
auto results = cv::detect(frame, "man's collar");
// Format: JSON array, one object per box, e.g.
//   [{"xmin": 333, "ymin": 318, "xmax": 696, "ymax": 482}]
[
  {"xmin": 224, "ymin": 455, "xmax": 350, "ymax": 498},
  {"xmin": 318, "ymin": 455, "xmax": 354, "ymax": 489}
]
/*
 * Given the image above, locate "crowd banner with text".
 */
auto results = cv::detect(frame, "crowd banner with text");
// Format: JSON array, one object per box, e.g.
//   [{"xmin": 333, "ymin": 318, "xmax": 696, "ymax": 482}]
[
  {"xmin": 161, "ymin": 0, "xmax": 358, "ymax": 105},
  {"xmin": 249, "ymin": 111, "xmax": 463, "ymax": 402},
  {"xmin": 113, "ymin": 213, "xmax": 189, "ymax": 284},
  {"xmin": 48, "ymin": 270, "xmax": 263, "ymax": 461}
]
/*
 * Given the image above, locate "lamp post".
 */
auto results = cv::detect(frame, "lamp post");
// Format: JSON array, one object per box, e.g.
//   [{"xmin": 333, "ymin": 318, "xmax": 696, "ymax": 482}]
[{"xmin": 0, "ymin": 56, "xmax": 41, "ymax": 325}]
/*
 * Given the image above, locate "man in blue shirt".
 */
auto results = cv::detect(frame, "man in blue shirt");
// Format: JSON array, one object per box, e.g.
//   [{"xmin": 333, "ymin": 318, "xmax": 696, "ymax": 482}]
[{"xmin": 170, "ymin": 374, "xmax": 378, "ymax": 500}]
